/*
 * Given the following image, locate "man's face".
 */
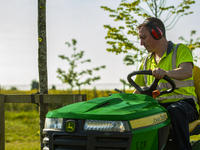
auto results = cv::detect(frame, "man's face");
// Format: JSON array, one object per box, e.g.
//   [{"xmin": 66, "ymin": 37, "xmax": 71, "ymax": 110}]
[{"xmin": 139, "ymin": 26, "xmax": 157, "ymax": 53}]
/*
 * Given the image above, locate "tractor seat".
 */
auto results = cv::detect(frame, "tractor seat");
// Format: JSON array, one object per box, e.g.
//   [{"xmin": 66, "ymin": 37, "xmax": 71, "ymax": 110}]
[{"xmin": 189, "ymin": 65, "xmax": 200, "ymax": 134}]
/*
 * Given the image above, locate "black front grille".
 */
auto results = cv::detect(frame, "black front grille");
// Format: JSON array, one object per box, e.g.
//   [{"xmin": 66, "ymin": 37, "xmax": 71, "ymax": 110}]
[
  {"xmin": 52, "ymin": 133, "xmax": 131, "ymax": 150},
  {"xmin": 53, "ymin": 135, "xmax": 87, "ymax": 150},
  {"xmin": 44, "ymin": 119, "xmax": 132, "ymax": 150}
]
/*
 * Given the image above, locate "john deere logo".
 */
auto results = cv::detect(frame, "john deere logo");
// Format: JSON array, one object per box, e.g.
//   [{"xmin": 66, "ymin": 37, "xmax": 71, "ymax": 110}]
[{"xmin": 66, "ymin": 120, "xmax": 75, "ymax": 132}]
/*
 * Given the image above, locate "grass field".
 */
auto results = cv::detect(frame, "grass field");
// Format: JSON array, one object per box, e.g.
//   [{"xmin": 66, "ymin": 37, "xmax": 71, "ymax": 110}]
[{"xmin": 5, "ymin": 111, "xmax": 40, "ymax": 150}]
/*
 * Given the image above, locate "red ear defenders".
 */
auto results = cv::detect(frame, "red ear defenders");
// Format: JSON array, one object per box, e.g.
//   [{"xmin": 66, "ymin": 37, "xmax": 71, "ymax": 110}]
[{"xmin": 147, "ymin": 23, "xmax": 163, "ymax": 40}]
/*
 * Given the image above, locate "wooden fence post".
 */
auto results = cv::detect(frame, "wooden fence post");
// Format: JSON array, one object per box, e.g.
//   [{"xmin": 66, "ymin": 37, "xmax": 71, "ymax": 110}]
[
  {"xmin": 0, "ymin": 95, "xmax": 5, "ymax": 150},
  {"xmin": 38, "ymin": 0, "xmax": 48, "ymax": 148}
]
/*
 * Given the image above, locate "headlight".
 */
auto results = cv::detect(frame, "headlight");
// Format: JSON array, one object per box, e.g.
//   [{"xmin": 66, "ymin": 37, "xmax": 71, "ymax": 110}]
[
  {"xmin": 43, "ymin": 146, "xmax": 49, "ymax": 150},
  {"xmin": 84, "ymin": 120, "xmax": 130, "ymax": 132},
  {"xmin": 129, "ymin": 112, "xmax": 168, "ymax": 129},
  {"xmin": 44, "ymin": 118, "xmax": 63, "ymax": 130}
]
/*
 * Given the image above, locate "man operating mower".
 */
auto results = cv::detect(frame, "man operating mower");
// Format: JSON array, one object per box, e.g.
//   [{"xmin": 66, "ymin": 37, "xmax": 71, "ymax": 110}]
[{"xmin": 134, "ymin": 17, "xmax": 199, "ymax": 150}]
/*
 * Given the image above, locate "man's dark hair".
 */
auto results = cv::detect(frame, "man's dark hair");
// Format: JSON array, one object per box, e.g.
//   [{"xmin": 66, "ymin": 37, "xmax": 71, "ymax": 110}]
[{"xmin": 138, "ymin": 17, "xmax": 166, "ymax": 38}]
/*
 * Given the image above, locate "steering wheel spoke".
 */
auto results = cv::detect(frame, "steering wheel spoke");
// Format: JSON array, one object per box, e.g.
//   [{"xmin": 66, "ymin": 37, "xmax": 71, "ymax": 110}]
[
  {"xmin": 127, "ymin": 70, "xmax": 176, "ymax": 97},
  {"xmin": 149, "ymin": 78, "xmax": 160, "ymax": 91}
]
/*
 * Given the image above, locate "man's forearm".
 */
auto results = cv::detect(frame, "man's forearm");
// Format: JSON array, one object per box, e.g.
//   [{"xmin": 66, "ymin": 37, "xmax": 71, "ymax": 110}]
[
  {"xmin": 166, "ymin": 68, "xmax": 192, "ymax": 80},
  {"xmin": 166, "ymin": 62, "xmax": 193, "ymax": 80}
]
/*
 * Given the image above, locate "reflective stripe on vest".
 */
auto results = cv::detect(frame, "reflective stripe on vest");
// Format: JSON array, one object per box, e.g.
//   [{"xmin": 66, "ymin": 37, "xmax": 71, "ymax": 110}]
[
  {"xmin": 143, "ymin": 43, "xmax": 196, "ymax": 102},
  {"xmin": 172, "ymin": 44, "xmax": 179, "ymax": 70},
  {"xmin": 157, "ymin": 80, "xmax": 194, "ymax": 90},
  {"xmin": 170, "ymin": 43, "xmax": 195, "ymax": 89},
  {"xmin": 157, "ymin": 95, "xmax": 198, "ymax": 103}
]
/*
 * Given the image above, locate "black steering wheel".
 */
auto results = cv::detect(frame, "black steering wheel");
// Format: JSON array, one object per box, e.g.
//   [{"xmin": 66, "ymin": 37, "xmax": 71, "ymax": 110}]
[{"xmin": 127, "ymin": 70, "xmax": 176, "ymax": 97}]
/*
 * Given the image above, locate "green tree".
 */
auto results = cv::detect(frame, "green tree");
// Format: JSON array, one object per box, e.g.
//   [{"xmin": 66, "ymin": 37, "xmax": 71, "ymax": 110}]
[
  {"xmin": 51, "ymin": 85, "xmax": 56, "ymax": 90},
  {"xmin": 57, "ymin": 39, "xmax": 106, "ymax": 94},
  {"xmin": 120, "ymin": 78, "xmax": 131, "ymax": 92},
  {"xmin": 101, "ymin": 0, "xmax": 198, "ymax": 88},
  {"xmin": 101, "ymin": 0, "xmax": 196, "ymax": 65},
  {"xmin": 0, "ymin": 85, "xmax": 4, "ymax": 91},
  {"xmin": 10, "ymin": 86, "xmax": 18, "ymax": 91},
  {"xmin": 31, "ymin": 80, "xmax": 39, "ymax": 90},
  {"xmin": 178, "ymin": 30, "xmax": 200, "ymax": 62}
]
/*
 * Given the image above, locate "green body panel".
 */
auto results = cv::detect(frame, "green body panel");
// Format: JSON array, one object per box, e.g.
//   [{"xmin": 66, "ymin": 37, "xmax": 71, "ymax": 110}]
[
  {"xmin": 130, "ymin": 120, "xmax": 170, "ymax": 150},
  {"xmin": 131, "ymin": 129, "xmax": 158, "ymax": 150},
  {"xmin": 46, "ymin": 93, "xmax": 167, "ymax": 121}
]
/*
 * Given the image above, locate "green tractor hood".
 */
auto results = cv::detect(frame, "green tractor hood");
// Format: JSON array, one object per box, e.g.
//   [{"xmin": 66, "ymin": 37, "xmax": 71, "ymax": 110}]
[{"xmin": 46, "ymin": 93, "xmax": 166, "ymax": 121}]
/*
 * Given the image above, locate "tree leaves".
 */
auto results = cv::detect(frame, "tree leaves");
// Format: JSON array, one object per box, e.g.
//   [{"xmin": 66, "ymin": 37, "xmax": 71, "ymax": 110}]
[
  {"xmin": 178, "ymin": 30, "xmax": 200, "ymax": 62},
  {"xmin": 57, "ymin": 39, "xmax": 106, "ymax": 93},
  {"xmin": 101, "ymin": 0, "xmax": 197, "ymax": 66}
]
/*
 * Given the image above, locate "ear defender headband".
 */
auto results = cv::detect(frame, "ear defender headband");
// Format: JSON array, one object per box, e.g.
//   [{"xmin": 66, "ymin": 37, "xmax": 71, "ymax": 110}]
[{"xmin": 145, "ymin": 21, "xmax": 163, "ymax": 40}]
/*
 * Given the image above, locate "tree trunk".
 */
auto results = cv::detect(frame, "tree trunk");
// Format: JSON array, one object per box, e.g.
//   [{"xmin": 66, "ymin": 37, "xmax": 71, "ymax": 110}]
[{"xmin": 38, "ymin": 0, "xmax": 48, "ymax": 149}]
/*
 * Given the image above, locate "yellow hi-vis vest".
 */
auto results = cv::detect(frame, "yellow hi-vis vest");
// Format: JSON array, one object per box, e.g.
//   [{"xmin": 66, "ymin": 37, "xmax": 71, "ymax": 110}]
[{"xmin": 135, "ymin": 42, "xmax": 199, "ymax": 112}]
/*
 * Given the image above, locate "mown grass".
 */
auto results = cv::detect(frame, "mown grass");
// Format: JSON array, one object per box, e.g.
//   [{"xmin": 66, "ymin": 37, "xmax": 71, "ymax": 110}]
[{"xmin": 5, "ymin": 111, "xmax": 40, "ymax": 150}]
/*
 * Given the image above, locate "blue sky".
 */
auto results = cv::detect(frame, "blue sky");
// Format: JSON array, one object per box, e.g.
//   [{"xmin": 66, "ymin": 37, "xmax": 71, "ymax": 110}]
[{"xmin": 0, "ymin": 0, "xmax": 200, "ymax": 90}]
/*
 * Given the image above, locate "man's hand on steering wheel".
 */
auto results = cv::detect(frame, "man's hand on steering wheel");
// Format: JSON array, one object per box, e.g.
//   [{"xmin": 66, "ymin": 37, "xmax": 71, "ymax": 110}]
[
  {"xmin": 127, "ymin": 70, "xmax": 176, "ymax": 98},
  {"xmin": 152, "ymin": 68, "xmax": 167, "ymax": 79}
]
